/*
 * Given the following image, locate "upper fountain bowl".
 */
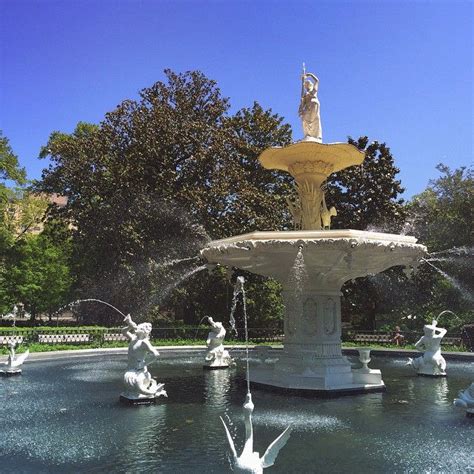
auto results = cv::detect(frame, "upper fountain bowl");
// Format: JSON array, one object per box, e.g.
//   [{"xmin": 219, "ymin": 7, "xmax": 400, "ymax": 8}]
[
  {"xmin": 259, "ymin": 141, "xmax": 364, "ymax": 186},
  {"xmin": 200, "ymin": 229, "xmax": 427, "ymax": 290}
]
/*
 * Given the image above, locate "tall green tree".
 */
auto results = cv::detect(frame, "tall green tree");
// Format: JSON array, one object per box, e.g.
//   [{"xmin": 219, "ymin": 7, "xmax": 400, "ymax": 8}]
[
  {"xmin": 328, "ymin": 136, "xmax": 406, "ymax": 231},
  {"xmin": 0, "ymin": 131, "xmax": 27, "ymax": 314},
  {"xmin": 5, "ymin": 230, "xmax": 73, "ymax": 321},
  {"xmin": 37, "ymin": 71, "xmax": 293, "ymax": 321},
  {"xmin": 405, "ymin": 164, "xmax": 474, "ymax": 319},
  {"xmin": 408, "ymin": 164, "xmax": 473, "ymax": 252}
]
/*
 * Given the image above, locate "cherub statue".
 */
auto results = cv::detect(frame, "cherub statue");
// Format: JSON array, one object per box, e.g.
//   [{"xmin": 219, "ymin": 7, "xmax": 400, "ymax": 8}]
[
  {"xmin": 221, "ymin": 392, "xmax": 292, "ymax": 473},
  {"xmin": 453, "ymin": 382, "xmax": 474, "ymax": 416},
  {"xmin": 120, "ymin": 314, "xmax": 167, "ymax": 402},
  {"xmin": 407, "ymin": 320, "xmax": 447, "ymax": 376},
  {"xmin": 298, "ymin": 63, "xmax": 322, "ymax": 142},
  {"xmin": 204, "ymin": 316, "xmax": 234, "ymax": 369},
  {"xmin": 0, "ymin": 340, "xmax": 29, "ymax": 375}
]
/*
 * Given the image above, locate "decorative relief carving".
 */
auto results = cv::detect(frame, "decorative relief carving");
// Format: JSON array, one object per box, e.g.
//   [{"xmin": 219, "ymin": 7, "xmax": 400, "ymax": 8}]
[
  {"xmin": 323, "ymin": 298, "xmax": 337, "ymax": 335},
  {"xmin": 288, "ymin": 160, "xmax": 334, "ymax": 176},
  {"xmin": 302, "ymin": 297, "xmax": 317, "ymax": 336}
]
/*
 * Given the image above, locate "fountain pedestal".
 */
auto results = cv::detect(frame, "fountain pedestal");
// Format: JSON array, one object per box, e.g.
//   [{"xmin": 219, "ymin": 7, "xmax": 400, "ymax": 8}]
[
  {"xmin": 201, "ymin": 230, "xmax": 426, "ymax": 395},
  {"xmin": 250, "ymin": 288, "xmax": 383, "ymax": 393}
]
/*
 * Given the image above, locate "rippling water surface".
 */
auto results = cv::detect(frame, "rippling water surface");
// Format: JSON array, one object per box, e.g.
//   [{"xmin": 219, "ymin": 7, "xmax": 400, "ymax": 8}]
[{"xmin": 0, "ymin": 351, "xmax": 472, "ymax": 473}]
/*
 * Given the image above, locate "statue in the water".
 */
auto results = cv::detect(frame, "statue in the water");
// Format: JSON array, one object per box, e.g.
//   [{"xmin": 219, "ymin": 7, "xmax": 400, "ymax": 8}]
[
  {"xmin": 204, "ymin": 316, "xmax": 234, "ymax": 369},
  {"xmin": 407, "ymin": 320, "xmax": 447, "ymax": 376},
  {"xmin": 298, "ymin": 63, "xmax": 322, "ymax": 142},
  {"xmin": 0, "ymin": 340, "xmax": 29, "ymax": 376},
  {"xmin": 221, "ymin": 392, "xmax": 292, "ymax": 473},
  {"xmin": 453, "ymin": 382, "xmax": 474, "ymax": 417},
  {"xmin": 120, "ymin": 314, "xmax": 167, "ymax": 403}
]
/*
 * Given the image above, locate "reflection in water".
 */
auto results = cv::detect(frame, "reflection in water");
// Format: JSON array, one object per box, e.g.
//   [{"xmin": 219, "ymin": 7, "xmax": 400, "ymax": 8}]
[
  {"xmin": 119, "ymin": 404, "xmax": 168, "ymax": 467},
  {"xmin": 433, "ymin": 377, "xmax": 449, "ymax": 405},
  {"xmin": 204, "ymin": 369, "xmax": 231, "ymax": 409}
]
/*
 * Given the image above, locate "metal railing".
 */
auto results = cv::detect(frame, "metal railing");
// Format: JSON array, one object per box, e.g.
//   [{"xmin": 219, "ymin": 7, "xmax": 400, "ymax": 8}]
[
  {"xmin": 342, "ymin": 328, "xmax": 465, "ymax": 347},
  {"xmin": 0, "ymin": 326, "xmax": 284, "ymax": 346}
]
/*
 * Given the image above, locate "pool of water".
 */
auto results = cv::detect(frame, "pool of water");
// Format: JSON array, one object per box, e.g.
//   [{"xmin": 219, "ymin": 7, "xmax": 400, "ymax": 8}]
[{"xmin": 0, "ymin": 351, "xmax": 472, "ymax": 473}]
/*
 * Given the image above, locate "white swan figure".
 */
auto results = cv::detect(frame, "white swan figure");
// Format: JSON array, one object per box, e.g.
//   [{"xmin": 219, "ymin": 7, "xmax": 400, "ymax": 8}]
[
  {"xmin": 220, "ymin": 392, "xmax": 292, "ymax": 473},
  {"xmin": 1, "ymin": 340, "xmax": 29, "ymax": 374}
]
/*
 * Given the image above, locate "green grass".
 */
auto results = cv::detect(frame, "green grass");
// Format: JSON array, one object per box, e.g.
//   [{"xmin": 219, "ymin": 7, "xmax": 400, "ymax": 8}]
[
  {"xmin": 341, "ymin": 341, "xmax": 467, "ymax": 352},
  {"xmin": 1, "ymin": 339, "xmax": 468, "ymax": 354},
  {"xmin": 0, "ymin": 338, "xmax": 273, "ymax": 354}
]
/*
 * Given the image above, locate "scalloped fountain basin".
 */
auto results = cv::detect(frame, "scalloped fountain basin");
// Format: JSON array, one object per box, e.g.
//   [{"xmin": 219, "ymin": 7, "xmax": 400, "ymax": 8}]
[{"xmin": 201, "ymin": 230, "xmax": 427, "ymax": 395}]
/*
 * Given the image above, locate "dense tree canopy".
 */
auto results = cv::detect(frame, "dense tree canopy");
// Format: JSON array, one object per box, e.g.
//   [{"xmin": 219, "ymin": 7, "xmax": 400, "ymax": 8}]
[
  {"xmin": 408, "ymin": 164, "xmax": 473, "ymax": 252},
  {"xmin": 328, "ymin": 136, "xmax": 406, "ymax": 231},
  {"xmin": 37, "ymin": 70, "xmax": 293, "ymax": 320},
  {"xmin": 34, "ymin": 70, "xmax": 446, "ymax": 329},
  {"xmin": 0, "ymin": 133, "xmax": 72, "ymax": 317},
  {"xmin": 405, "ymin": 165, "xmax": 474, "ymax": 323},
  {"xmin": 4, "ymin": 229, "xmax": 73, "ymax": 320}
]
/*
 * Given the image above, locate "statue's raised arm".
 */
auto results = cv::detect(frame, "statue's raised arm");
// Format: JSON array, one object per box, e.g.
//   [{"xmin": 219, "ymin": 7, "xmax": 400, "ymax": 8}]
[{"xmin": 122, "ymin": 314, "xmax": 138, "ymax": 340}]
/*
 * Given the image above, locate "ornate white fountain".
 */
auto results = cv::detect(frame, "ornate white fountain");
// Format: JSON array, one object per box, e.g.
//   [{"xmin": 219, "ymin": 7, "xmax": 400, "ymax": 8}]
[{"xmin": 201, "ymin": 66, "xmax": 427, "ymax": 395}]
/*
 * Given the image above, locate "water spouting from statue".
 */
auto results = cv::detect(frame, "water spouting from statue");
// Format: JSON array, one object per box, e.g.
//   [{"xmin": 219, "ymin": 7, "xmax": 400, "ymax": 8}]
[{"xmin": 220, "ymin": 276, "xmax": 292, "ymax": 472}]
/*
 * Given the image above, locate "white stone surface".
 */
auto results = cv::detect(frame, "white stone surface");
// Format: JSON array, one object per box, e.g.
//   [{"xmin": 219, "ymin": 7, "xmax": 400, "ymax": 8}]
[
  {"xmin": 120, "ymin": 315, "xmax": 167, "ymax": 401},
  {"xmin": 352, "ymin": 348, "xmax": 383, "ymax": 386},
  {"xmin": 221, "ymin": 392, "xmax": 291, "ymax": 473},
  {"xmin": 0, "ymin": 340, "xmax": 29, "ymax": 375},
  {"xmin": 259, "ymin": 142, "xmax": 364, "ymax": 231},
  {"xmin": 204, "ymin": 317, "xmax": 233, "ymax": 368},
  {"xmin": 201, "ymin": 230, "xmax": 426, "ymax": 392},
  {"xmin": 453, "ymin": 382, "xmax": 474, "ymax": 415},
  {"xmin": 407, "ymin": 320, "xmax": 447, "ymax": 376}
]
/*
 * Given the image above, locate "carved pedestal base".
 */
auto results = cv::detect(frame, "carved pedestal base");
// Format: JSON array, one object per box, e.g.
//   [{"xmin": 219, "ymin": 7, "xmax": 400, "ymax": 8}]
[
  {"xmin": 0, "ymin": 369, "xmax": 22, "ymax": 376},
  {"xmin": 249, "ymin": 289, "xmax": 385, "ymax": 395},
  {"xmin": 203, "ymin": 364, "xmax": 229, "ymax": 370},
  {"xmin": 119, "ymin": 395, "xmax": 162, "ymax": 405},
  {"xmin": 407, "ymin": 356, "xmax": 447, "ymax": 377}
]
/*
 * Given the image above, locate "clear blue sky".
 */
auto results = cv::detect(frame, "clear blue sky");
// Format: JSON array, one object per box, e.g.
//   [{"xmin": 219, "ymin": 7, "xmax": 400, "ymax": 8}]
[{"xmin": 1, "ymin": 0, "xmax": 472, "ymax": 198}]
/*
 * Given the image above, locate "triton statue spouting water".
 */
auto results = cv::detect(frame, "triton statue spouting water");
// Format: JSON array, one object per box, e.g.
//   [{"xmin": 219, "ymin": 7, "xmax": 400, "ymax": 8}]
[
  {"xmin": 120, "ymin": 314, "xmax": 167, "ymax": 404},
  {"xmin": 201, "ymin": 64, "xmax": 427, "ymax": 396},
  {"xmin": 203, "ymin": 316, "xmax": 234, "ymax": 369}
]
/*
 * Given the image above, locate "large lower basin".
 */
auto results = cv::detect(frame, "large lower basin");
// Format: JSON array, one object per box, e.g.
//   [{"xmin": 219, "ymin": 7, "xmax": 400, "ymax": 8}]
[{"xmin": 0, "ymin": 350, "xmax": 472, "ymax": 473}]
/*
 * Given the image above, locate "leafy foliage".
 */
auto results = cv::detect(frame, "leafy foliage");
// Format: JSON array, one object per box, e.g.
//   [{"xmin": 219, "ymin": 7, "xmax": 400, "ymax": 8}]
[
  {"xmin": 37, "ymin": 71, "xmax": 292, "ymax": 321},
  {"xmin": 408, "ymin": 164, "xmax": 473, "ymax": 252},
  {"xmin": 328, "ymin": 136, "xmax": 406, "ymax": 231},
  {"xmin": 3, "ymin": 225, "xmax": 73, "ymax": 320}
]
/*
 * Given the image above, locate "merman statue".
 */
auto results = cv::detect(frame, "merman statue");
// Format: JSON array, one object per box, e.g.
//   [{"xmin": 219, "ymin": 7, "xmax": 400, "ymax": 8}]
[
  {"xmin": 221, "ymin": 392, "xmax": 292, "ymax": 473},
  {"xmin": 0, "ymin": 340, "xmax": 29, "ymax": 376},
  {"xmin": 453, "ymin": 382, "xmax": 474, "ymax": 417},
  {"xmin": 407, "ymin": 319, "xmax": 447, "ymax": 376},
  {"xmin": 204, "ymin": 316, "xmax": 234, "ymax": 369},
  {"xmin": 120, "ymin": 314, "xmax": 167, "ymax": 404}
]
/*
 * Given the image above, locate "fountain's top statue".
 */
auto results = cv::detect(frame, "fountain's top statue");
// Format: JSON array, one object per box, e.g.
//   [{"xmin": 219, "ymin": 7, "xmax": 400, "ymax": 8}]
[
  {"xmin": 257, "ymin": 63, "xmax": 365, "ymax": 230},
  {"xmin": 298, "ymin": 63, "xmax": 322, "ymax": 143}
]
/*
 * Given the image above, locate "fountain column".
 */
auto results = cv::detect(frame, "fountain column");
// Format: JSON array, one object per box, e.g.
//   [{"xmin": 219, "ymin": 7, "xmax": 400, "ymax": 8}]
[{"xmin": 250, "ymin": 285, "xmax": 354, "ymax": 390}]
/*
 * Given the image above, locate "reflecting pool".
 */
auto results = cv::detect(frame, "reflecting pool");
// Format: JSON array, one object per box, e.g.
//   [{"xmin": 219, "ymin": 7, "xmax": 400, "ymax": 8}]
[{"xmin": 0, "ymin": 351, "xmax": 472, "ymax": 473}]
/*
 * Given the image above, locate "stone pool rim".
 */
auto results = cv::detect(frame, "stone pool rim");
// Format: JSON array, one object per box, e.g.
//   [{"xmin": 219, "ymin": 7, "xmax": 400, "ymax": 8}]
[{"xmin": 21, "ymin": 346, "xmax": 474, "ymax": 362}]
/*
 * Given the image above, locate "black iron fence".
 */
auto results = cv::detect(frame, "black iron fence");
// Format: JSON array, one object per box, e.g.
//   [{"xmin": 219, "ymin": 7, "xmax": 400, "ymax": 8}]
[
  {"xmin": 0, "ymin": 326, "xmax": 284, "ymax": 346},
  {"xmin": 0, "ymin": 327, "xmax": 469, "ymax": 350},
  {"xmin": 342, "ymin": 328, "xmax": 465, "ymax": 348}
]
